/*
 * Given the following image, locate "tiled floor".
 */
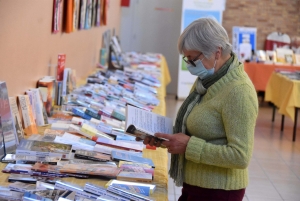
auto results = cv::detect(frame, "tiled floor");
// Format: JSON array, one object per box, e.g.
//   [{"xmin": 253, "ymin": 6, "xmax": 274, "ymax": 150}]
[{"xmin": 165, "ymin": 95, "xmax": 300, "ymax": 201}]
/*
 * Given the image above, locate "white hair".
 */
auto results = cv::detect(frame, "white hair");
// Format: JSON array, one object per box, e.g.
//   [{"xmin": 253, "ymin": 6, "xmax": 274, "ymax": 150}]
[{"xmin": 178, "ymin": 18, "xmax": 232, "ymax": 58}]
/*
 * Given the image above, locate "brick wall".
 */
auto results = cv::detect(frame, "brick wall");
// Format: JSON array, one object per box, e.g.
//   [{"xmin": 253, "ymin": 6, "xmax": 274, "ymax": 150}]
[{"xmin": 223, "ymin": 0, "xmax": 300, "ymax": 50}]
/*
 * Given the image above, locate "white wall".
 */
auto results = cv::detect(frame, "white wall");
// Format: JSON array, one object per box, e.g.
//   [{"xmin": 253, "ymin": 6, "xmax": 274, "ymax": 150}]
[{"xmin": 120, "ymin": 0, "xmax": 182, "ymax": 95}]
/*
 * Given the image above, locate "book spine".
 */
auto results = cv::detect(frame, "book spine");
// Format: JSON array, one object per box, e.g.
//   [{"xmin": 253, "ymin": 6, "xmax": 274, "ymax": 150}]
[
  {"xmin": 74, "ymin": 154, "xmax": 108, "ymax": 162},
  {"xmin": 112, "ymin": 110, "xmax": 126, "ymax": 121}
]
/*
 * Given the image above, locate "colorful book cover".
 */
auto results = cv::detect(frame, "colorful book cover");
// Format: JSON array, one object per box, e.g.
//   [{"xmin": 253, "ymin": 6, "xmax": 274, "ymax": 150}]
[
  {"xmin": 106, "ymin": 179, "xmax": 156, "ymax": 194},
  {"xmin": 79, "ymin": 0, "xmax": 87, "ymax": 29},
  {"xmin": 93, "ymin": 137, "xmax": 143, "ymax": 152},
  {"xmin": 18, "ymin": 95, "xmax": 38, "ymax": 136},
  {"xmin": 64, "ymin": 0, "xmax": 74, "ymax": 33},
  {"xmin": 111, "ymin": 183, "xmax": 150, "ymax": 196},
  {"xmin": 8, "ymin": 97, "xmax": 24, "ymax": 145},
  {"xmin": 52, "ymin": 0, "xmax": 63, "ymax": 33},
  {"xmin": 74, "ymin": 150, "xmax": 111, "ymax": 162},
  {"xmin": 29, "ymin": 89, "xmax": 46, "ymax": 126},
  {"xmin": 0, "ymin": 82, "xmax": 18, "ymax": 154},
  {"xmin": 111, "ymin": 150, "xmax": 155, "ymax": 168},
  {"xmin": 57, "ymin": 54, "xmax": 66, "ymax": 81},
  {"xmin": 59, "ymin": 163, "xmax": 120, "ymax": 177},
  {"xmin": 73, "ymin": 0, "xmax": 80, "ymax": 31},
  {"xmin": 16, "ymin": 139, "xmax": 72, "ymax": 159},
  {"xmin": 117, "ymin": 171, "xmax": 153, "ymax": 183},
  {"xmin": 84, "ymin": 0, "xmax": 92, "ymax": 29},
  {"xmin": 38, "ymin": 79, "xmax": 55, "ymax": 117}
]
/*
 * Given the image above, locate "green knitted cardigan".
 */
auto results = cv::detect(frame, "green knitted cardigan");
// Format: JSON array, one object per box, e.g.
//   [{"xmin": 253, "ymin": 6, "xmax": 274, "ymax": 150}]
[{"xmin": 170, "ymin": 53, "xmax": 258, "ymax": 190}]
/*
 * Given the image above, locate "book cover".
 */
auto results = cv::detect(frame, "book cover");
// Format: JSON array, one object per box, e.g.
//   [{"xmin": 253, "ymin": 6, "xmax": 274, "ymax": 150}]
[
  {"xmin": 8, "ymin": 97, "xmax": 24, "ymax": 145},
  {"xmin": 52, "ymin": 0, "xmax": 63, "ymax": 33},
  {"xmin": 79, "ymin": 0, "xmax": 87, "ymax": 29},
  {"xmin": 59, "ymin": 163, "xmax": 120, "ymax": 177},
  {"xmin": 25, "ymin": 90, "xmax": 36, "ymax": 122},
  {"xmin": 84, "ymin": 182, "xmax": 129, "ymax": 201},
  {"xmin": 111, "ymin": 150, "xmax": 155, "ymax": 168},
  {"xmin": 8, "ymin": 182, "xmax": 36, "ymax": 193},
  {"xmin": 16, "ymin": 139, "xmax": 72, "ymax": 159},
  {"xmin": 95, "ymin": 0, "xmax": 101, "ymax": 26},
  {"xmin": 100, "ymin": 0, "xmax": 107, "ymax": 25},
  {"xmin": 57, "ymin": 54, "xmax": 66, "ymax": 81},
  {"xmin": 38, "ymin": 79, "xmax": 55, "ymax": 117},
  {"xmin": 62, "ymin": 68, "xmax": 71, "ymax": 97},
  {"xmin": 64, "ymin": 0, "xmax": 74, "ymax": 33},
  {"xmin": 73, "ymin": 0, "xmax": 80, "ymax": 31},
  {"xmin": 0, "ymin": 82, "xmax": 18, "ymax": 154},
  {"xmin": 0, "ymin": 188, "xmax": 24, "ymax": 200},
  {"xmin": 111, "ymin": 183, "xmax": 150, "ymax": 196},
  {"xmin": 29, "ymin": 89, "xmax": 47, "ymax": 126},
  {"xmin": 84, "ymin": 0, "xmax": 92, "ymax": 29},
  {"xmin": 74, "ymin": 150, "xmax": 111, "ymax": 162},
  {"xmin": 92, "ymin": 137, "xmax": 143, "ymax": 152},
  {"xmin": 106, "ymin": 179, "xmax": 156, "ymax": 195},
  {"xmin": 125, "ymin": 105, "xmax": 172, "ymax": 140},
  {"xmin": 117, "ymin": 172, "xmax": 153, "ymax": 183},
  {"xmin": 120, "ymin": 165, "xmax": 154, "ymax": 176},
  {"xmin": 18, "ymin": 95, "xmax": 38, "ymax": 136},
  {"xmin": 118, "ymin": 161, "xmax": 152, "ymax": 169},
  {"xmin": 107, "ymin": 185, "xmax": 154, "ymax": 201}
]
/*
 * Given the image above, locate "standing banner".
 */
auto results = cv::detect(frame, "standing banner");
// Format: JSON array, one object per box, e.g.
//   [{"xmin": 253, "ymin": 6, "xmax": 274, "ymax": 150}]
[
  {"xmin": 177, "ymin": 0, "xmax": 226, "ymax": 99},
  {"xmin": 232, "ymin": 27, "xmax": 257, "ymax": 62}
]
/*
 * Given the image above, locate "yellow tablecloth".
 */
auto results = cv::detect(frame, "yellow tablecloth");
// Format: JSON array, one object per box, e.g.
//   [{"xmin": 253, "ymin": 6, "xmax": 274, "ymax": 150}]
[
  {"xmin": 265, "ymin": 72, "xmax": 300, "ymax": 122},
  {"xmin": 0, "ymin": 56, "xmax": 171, "ymax": 201}
]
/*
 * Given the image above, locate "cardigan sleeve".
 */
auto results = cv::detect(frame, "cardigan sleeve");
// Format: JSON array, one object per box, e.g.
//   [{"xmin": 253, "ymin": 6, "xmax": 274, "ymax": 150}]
[{"xmin": 185, "ymin": 83, "xmax": 258, "ymax": 169}]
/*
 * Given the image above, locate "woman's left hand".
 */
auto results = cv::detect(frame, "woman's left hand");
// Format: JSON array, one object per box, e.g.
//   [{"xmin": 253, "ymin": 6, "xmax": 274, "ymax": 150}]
[{"xmin": 155, "ymin": 133, "xmax": 190, "ymax": 154}]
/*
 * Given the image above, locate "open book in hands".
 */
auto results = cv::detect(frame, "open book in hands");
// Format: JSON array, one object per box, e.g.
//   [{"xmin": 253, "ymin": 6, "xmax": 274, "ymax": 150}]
[{"xmin": 125, "ymin": 105, "xmax": 173, "ymax": 141}]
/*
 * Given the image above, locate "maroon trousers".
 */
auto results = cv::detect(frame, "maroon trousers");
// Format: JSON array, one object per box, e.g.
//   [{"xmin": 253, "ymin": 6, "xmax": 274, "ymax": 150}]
[{"xmin": 177, "ymin": 183, "xmax": 245, "ymax": 201}]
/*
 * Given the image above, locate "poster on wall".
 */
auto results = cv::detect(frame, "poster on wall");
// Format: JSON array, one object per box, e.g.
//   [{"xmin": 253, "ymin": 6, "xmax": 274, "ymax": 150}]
[
  {"xmin": 232, "ymin": 26, "xmax": 257, "ymax": 62},
  {"xmin": 177, "ymin": 0, "xmax": 226, "ymax": 99}
]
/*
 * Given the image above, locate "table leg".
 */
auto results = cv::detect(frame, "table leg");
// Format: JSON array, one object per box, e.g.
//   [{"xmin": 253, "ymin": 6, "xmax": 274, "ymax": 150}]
[
  {"xmin": 281, "ymin": 115, "xmax": 285, "ymax": 131},
  {"xmin": 272, "ymin": 105, "xmax": 276, "ymax": 122},
  {"xmin": 293, "ymin": 108, "xmax": 298, "ymax": 142}
]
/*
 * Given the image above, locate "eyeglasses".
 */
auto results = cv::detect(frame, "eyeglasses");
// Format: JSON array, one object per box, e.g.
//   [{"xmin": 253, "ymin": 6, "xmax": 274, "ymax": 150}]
[{"xmin": 182, "ymin": 53, "xmax": 203, "ymax": 67}]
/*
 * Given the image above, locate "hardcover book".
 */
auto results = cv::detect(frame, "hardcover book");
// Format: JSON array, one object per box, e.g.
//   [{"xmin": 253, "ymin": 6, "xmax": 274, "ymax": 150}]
[
  {"xmin": 125, "ymin": 105, "xmax": 172, "ymax": 140},
  {"xmin": 16, "ymin": 139, "xmax": 72, "ymax": 159},
  {"xmin": 8, "ymin": 97, "xmax": 24, "ymax": 144},
  {"xmin": 8, "ymin": 182, "xmax": 36, "ymax": 193},
  {"xmin": 0, "ymin": 82, "xmax": 18, "ymax": 154},
  {"xmin": 74, "ymin": 150, "xmax": 111, "ymax": 162},
  {"xmin": 18, "ymin": 95, "xmax": 38, "ymax": 136}
]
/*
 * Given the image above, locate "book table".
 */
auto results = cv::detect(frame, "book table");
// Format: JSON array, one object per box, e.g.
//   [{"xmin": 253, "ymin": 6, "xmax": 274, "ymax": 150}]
[
  {"xmin": 265, "ymin": 72, "xmax": 300, "ymax": 141},
  {"xmin": 0, "ymin": 56, "xmax": 171, "ymax": 201},
  {"xmin": 244, "ymin": 62, "xmax": 300, "ymax": 91}
]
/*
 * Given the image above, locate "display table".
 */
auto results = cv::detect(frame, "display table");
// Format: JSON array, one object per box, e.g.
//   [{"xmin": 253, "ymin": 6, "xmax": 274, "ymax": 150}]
[
  {"xmin": 0, "ymin": 55, "xmax": 171, "ymax": 201},
  {"xmin": 265, "ymin": 72, "xmax": 300, "ymax": 141},
  {"xmin": 244, "ymin": 62, "xmax": 300, "ymax": 91}
]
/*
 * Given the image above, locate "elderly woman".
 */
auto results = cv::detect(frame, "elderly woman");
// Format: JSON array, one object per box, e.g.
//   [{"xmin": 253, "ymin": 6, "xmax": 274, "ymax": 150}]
[{"xmin": 143, "ymin": 18, "xmax": 258, "ymax": 201}]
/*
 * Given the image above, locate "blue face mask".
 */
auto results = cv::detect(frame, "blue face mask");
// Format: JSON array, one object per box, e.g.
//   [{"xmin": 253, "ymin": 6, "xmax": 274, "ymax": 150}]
[{"xmin": 187, "ymin": 58, "xmax": 216, "ymax": 79}]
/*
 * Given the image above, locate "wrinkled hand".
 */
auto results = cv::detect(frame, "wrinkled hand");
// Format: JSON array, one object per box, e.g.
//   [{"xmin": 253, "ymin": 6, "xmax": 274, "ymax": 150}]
[{"xmin": 155, "ymin": 133, "xmax": 190, "ymax": 154}]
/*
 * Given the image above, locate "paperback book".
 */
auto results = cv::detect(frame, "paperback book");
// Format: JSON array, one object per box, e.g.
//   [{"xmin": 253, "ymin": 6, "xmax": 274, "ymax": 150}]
[
  {"xmin": 117, "ymin": 171, "xmax": 153, "ymax": 183},
  {"xmin": 74, "ymin": 150, "xmax": 111, "ymax": 162},
  {"xmin": 111, "ymin": 150, "xmax": 155, "ymax": 168},
  {"xmin": 125, "ymin": 105, "xmax": 172, "ymax": 141},
  {"xmin": 105, "ymin": 179, "xmax": 156, "ymax": 195},
  {"xmin": 18, "ymin": 95, "xmax": 38, "ymax": 136},
  {"xmin": 0, "ymin": 82, "xmax": 18, "ymax": 154},
  {"xmin": 8, "ymin": 97, "xmax": 24, "ymax": 144},
  {"xmin": 16, "ymin": 139, "xmax": 72, "ymax": 159}
]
